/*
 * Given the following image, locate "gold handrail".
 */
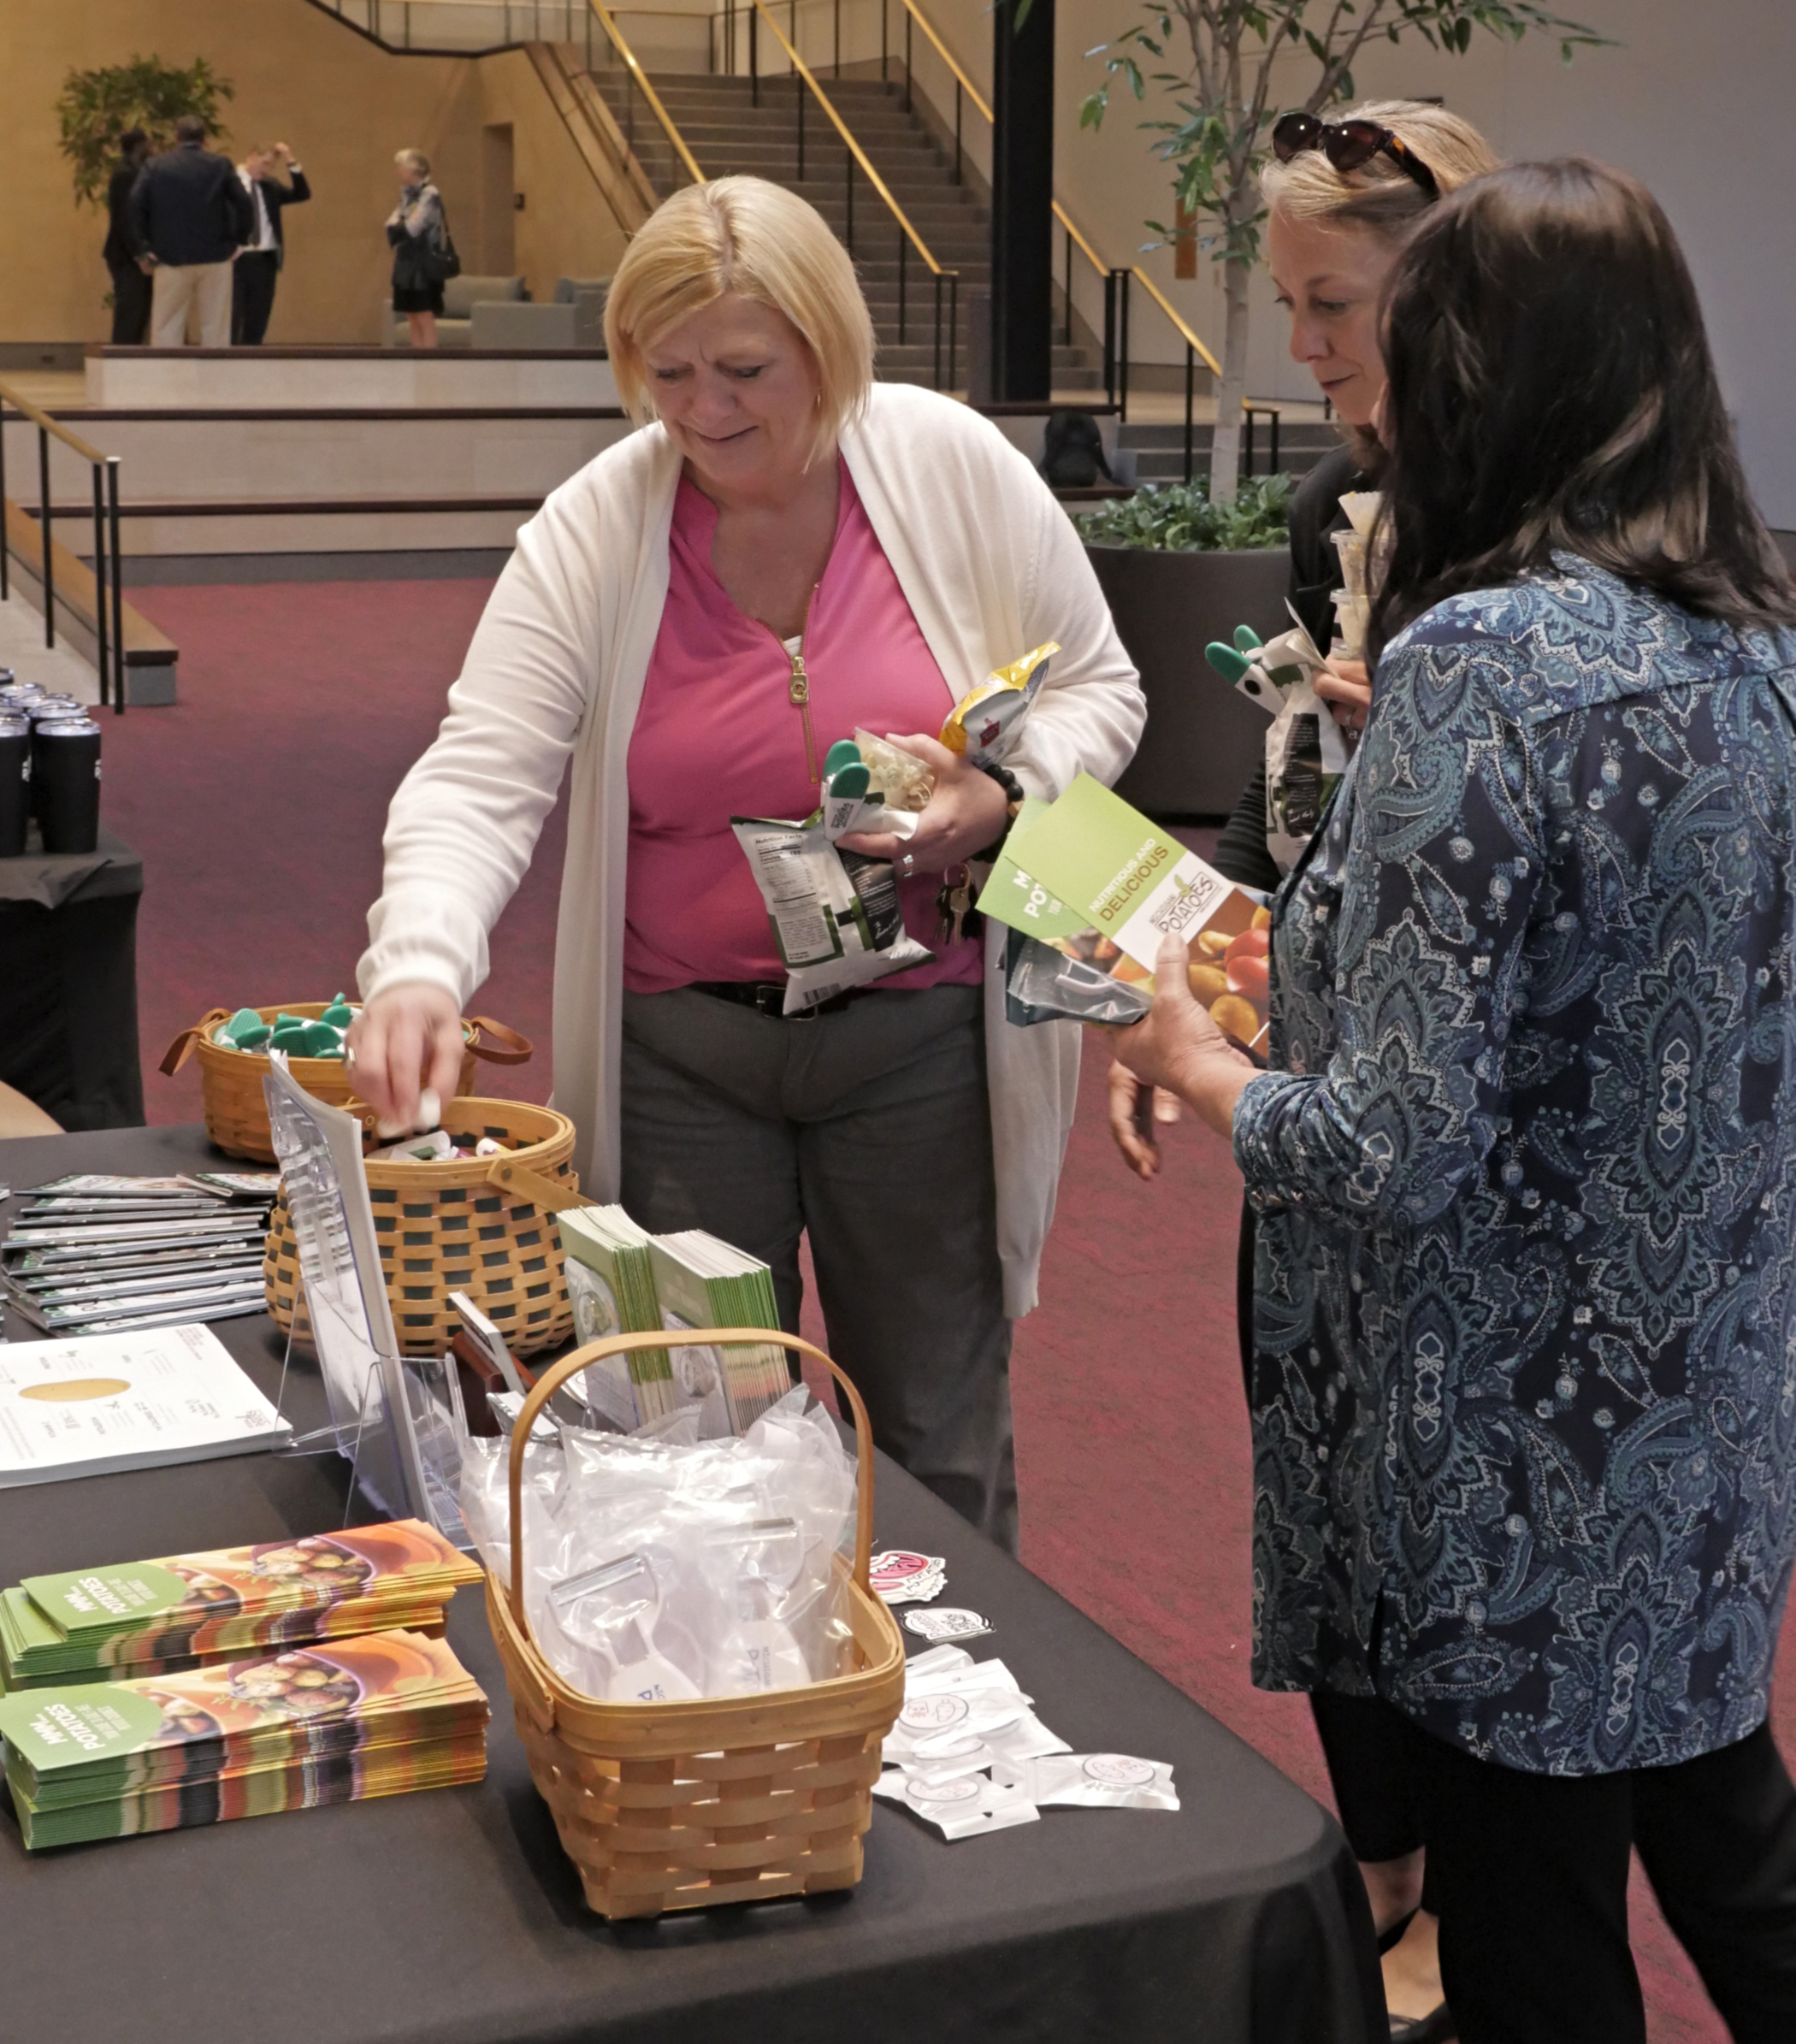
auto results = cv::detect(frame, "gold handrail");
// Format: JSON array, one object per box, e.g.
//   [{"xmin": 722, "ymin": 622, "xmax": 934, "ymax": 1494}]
[
  {"xmin": 0, "ymin": 376, "xmax": 106, "ymax": 464},
  {"xmin": 896, "ymin": 0, "xmax": 990, "ymax": 122},
  {"xmin": 1128, "ymin": 266, "xmax": 1222, "ymax": 378},
  {"xmin": 1051, "ymin": 201, "xmax": 1106, "ymax": 282},
  {"xmin": 583, "ymin": 0, "xmax": 707, "ymax": 187},
  {"xmin": 751, "ymin": 0, "xmax": 952, "ymax": 276}
]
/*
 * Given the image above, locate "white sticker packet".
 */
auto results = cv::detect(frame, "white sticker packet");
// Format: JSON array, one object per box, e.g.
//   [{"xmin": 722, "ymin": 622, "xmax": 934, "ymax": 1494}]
[
  {"xmin": 1000, "ymin": 1752, "xmax": 1179, "ymax": 1811},
  {"xmin": 872, "ymin": 1768, "xmax": 1040, "ymax": 1840}
]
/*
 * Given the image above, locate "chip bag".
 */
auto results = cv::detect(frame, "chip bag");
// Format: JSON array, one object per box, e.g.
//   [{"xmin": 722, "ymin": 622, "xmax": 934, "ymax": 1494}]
[
  {"xmin": 940, "ymin": 642, "xmax": 1059, "ymax": 770},
  {"xmin": 1205, "ymin": 618, "xmax": 1349, "ymax": 875}
]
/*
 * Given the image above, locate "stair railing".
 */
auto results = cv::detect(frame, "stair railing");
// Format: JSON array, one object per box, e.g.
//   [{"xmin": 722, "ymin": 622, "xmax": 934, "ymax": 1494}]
[
  {"xmin": 747, "ymin": 0, "xmax": 960, "ymax": 390},
  {"xmin": 1127, "ymin": 268, "xmax": 1222, "ymax": 480},
  {"xmin": 582, "ymin": 0, "xmax": 708, "ymax": 188},
  {"xmin": 0, "ymin": 378, "xmax": 125, "ymax": 713}
]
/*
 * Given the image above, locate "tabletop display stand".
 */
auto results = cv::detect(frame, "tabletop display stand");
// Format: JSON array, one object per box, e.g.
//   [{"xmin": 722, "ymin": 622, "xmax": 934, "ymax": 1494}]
[{"xmin": 261, "ymin": 1054, "xmax": 472, "ymax": 1546}]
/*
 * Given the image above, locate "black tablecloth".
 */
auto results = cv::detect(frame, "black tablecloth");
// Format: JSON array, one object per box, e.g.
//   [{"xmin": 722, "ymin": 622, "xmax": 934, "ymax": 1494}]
[
  {"xmin": 0, "ymin": 1123, "xmax": 1382, "ymax": 2044},
  {"xmin": 0, "ymin": 824, "xmax": 144, "ymax": 1130}
]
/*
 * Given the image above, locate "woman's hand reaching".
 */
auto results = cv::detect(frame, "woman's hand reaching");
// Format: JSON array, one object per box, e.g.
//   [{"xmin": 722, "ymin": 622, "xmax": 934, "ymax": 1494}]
[
  {"xmin": 835, "ymin": 732, "xmax": 1009, "ymax": 873},
  {"xmin": 1108, "ymin": 1063, "xmax": 1182, "ymax": 1181},
  {"xmin": 345, "ymin": 983, "xmax": 464, "ymax": 1131}
]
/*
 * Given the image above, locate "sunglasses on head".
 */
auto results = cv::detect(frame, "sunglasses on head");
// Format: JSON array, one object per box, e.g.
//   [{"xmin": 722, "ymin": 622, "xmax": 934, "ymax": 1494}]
[{"xmin": 1271, "ymin": 112, "xmax": 1441, "ymax": 203}]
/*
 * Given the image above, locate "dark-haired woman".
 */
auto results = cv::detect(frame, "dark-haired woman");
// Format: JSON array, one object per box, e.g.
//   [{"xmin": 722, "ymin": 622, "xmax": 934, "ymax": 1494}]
[{"xmin": 1112, "ymin": 158, "xmax": 1796, "ymax": 2044}]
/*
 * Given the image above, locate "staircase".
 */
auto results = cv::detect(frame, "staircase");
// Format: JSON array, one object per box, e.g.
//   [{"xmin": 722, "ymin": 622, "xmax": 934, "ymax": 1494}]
[
  {"xmin": 582, "ymin": 68, "xmax": 1101, "ymax": 389},
  {"xmin": 1118, "ymin": 416, "xmax": 1342, "ymax": 487}
]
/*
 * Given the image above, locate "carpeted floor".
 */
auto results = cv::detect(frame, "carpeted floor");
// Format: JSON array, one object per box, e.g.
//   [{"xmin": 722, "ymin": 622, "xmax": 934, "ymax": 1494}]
[{"xmin": 112, "ymin": 575, "xmax": 1793, "ymax": 2042}]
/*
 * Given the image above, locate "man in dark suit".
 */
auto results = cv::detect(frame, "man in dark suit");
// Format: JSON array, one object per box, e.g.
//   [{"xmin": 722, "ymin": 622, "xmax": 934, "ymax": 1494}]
[
  {"xmin": 103, "ymin": 129, "xmax": 154, "ymax": 344},
  {"xmin": 128, "ymin": 114, "xmax": 253, "ymax": 347},
  {"xmin": 231, "ymin": 142, "xmax": 311, "ymax": 346}
]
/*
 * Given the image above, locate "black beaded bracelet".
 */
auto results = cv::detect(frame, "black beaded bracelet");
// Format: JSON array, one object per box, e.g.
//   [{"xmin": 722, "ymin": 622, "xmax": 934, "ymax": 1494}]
[{"xmin": 971, "ymin": 759, "xmax": 1027, "ymax": 863}]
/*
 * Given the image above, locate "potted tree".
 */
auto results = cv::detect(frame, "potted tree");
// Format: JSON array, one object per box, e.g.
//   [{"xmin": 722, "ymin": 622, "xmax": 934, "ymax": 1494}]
[{"xmin": 1077, "ymin": 476, "xmax": 1293, "ymax": 819}]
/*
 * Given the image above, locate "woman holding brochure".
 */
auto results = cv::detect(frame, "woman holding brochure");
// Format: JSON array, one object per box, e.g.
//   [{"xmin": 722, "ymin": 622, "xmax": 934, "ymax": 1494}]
[
  {"xmin": 348, "ymin": 177, "xmax": 1144, "ymax": 1554},
  {"xmin": 1114, "ymin": 99, "xmax": 1499, "ymax": 2041},
  {"xmin": 1111, "ymin": 160, "xmax": 1796, "ymax": 2043}
]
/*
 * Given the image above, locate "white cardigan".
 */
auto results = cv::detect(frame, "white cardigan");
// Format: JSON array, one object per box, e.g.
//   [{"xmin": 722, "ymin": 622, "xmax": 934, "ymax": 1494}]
[{"xmin": 358, "ymin": 383, "xmax": 1144, "ymax": 1316}]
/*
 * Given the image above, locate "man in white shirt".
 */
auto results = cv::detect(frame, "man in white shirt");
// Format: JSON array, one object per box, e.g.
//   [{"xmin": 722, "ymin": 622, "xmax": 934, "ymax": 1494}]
[{"xmin": 231, "ymin": 143, "xmax": 311, "ymax": 346}]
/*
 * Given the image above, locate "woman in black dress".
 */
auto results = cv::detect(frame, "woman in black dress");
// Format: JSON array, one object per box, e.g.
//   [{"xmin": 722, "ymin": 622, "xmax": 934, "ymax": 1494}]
[
  {"xmin": 387, "ymin": 149, "xmax": 446, "ymax": 350},
  {"xmin": 1109, "ymin": 100, "xmax": 1498, "ymax": 2043}
]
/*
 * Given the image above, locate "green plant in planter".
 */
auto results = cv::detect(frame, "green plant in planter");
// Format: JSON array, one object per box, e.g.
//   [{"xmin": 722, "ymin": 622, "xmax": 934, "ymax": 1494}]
[
  {"xmin": 1076, "ymin": 472, "xmax": 1292, "ymax": 552},
  {"xmin": 56, "ymin": 55, "xmax": 234, "ymax": 209}
]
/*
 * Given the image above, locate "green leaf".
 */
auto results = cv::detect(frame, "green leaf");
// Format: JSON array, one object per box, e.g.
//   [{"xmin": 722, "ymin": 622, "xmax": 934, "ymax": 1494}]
[{"xmin": 55, "ymin": 53, "xmax": 235, "ymax": 210}]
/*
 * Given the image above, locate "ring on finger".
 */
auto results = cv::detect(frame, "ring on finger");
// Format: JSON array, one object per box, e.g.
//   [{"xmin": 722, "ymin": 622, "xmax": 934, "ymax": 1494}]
[{"xmin": 898, "ymin": 853, "xmax": 916, "ymax": 877}]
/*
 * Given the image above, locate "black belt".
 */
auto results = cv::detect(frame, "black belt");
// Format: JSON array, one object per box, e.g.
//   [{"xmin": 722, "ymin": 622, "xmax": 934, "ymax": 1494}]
[{"xmin": 688, "ymin": 979, "xmax": 875, "ymax": 1019}]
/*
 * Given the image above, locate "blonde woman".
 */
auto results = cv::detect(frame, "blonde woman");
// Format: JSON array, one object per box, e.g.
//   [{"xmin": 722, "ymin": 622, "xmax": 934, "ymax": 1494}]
[
  {"xmin": 349, "ymin": 178, "xmax": 1144, "ymax": 1552},
  {"xmin": 1112, "ymin": 103, "xmax": 1499, "ymax": 2044},
  {"xmin": 387, "ymin": 149, "xmax": 446, "ymax": 348}
]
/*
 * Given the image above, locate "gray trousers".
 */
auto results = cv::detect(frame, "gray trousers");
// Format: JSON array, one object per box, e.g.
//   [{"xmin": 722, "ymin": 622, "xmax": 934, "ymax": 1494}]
[{"xmin": 619, "ymin": 984, "xmax": 1017, "ymax": 1551}]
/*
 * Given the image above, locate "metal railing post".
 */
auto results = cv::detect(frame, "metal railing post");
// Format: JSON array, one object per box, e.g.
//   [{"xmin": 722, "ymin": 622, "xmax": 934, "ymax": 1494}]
[
  {"xmin": 92, "ymin": 463, "xmax": 109, "ymax": 712},
  {"xmin": 1184, "ymin": 342, "xmax": 1195, "ymax": 484},
  {"xmin": 1064, "ymin": 228, "xmax": 1072, "ymax": 345},
  {"xmin": 1102, "ymin": 271, "xmax": 1115, "ymax": 405},
  {"xmin": 881, "ymin": 0, "xmax": 888, "ymax": 80},
  {"xmin": 948, "ymin": 271, "xmax": 958, "ymax": 393},
  {"xmin": 0, "ymin": 402, "xmax": 9, "ymax": 602},
  {"xmin": 933, "ymin": 271, "xmax": 942, "ymax": 389},
  {"xmin": 1118, "ymin": 271, "xmax": 1131, "ymax": 423},
  {"xmin": 904, "ymin": 9, "xmax": 912, "ymax": 110},
  {"xmin": 108, "ymin": 458, "xmax": 125, "ymax": 716},
  {"xmin": 845, "ymin": 151, "xmax": 854, "ymax": 252},
  {"xmin": 899, "ymin": 233, "xmax": 907, "ymax": 343},
  {"xmin": 751, "ymin": 2, "xmax": 759, "ymax": 104},
  {"xmin": 38, "ymin": 424, "xmax": 53, "ymax": 649},
  {"xmin": 798, "ymin": 68, "xmax": 806, "ymax": 180},
  {"xmin": 833, "ymin": 0, "xmax": 840, "ymax": 75}
]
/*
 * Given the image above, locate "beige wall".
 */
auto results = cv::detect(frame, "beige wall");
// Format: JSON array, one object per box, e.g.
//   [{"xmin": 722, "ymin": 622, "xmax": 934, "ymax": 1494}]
[{"xmin": 1, "ymin": 0, "xmax": 628, "ymax": 346}]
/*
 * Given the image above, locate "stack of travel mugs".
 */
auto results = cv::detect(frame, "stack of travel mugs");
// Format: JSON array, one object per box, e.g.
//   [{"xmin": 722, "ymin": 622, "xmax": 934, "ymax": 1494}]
[{"xmin": 0, "ymin": 677, "xmax": 102, "ymax": 857}]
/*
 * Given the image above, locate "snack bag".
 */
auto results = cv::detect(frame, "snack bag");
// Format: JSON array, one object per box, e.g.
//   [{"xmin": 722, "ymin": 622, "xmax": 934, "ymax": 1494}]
[
  {"xmin": 1206, "ymin": 618, "xmax": 1350, "ymax": 875},
  {"xmin": 940, "ymin": 642, "xmax": 1059, "ymax": 771}
]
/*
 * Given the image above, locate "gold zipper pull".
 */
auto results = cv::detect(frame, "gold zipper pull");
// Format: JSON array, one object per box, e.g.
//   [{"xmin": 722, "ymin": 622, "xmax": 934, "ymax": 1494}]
[{"xmin": 792, "ymin": 584, "xmax": 820, "ymax": 783}]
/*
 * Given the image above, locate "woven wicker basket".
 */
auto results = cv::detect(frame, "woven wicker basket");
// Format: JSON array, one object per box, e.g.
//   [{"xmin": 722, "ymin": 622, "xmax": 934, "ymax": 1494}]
[
  {"xmin": 487, "ymin": 1330, "xmax": 906, "ymax": 1920},
  {"xmin": 161, "ymin": 1004, "xmax": 534, "ymax": 1164},
  {"xmin": 264, "ymin": 1097, "xmax": 579, "ymax": 1359}
]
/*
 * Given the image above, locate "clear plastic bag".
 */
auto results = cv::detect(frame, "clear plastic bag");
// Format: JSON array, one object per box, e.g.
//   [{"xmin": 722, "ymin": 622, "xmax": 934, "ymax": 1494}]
[{"xmin": 1002, "ymin": 928, "xmax": 1152, "ymax": 1027}]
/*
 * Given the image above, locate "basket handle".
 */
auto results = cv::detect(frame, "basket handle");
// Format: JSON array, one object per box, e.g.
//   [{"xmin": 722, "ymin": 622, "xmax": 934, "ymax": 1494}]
[
  {"xmin": 485, "ymin": 1156, "xmax": 583, "ymax": 1213},
  {"xmin": 505, "ymin": 1331, "xmax": 877, "ymax": 1628},
  {"xmin": 465, "ymin": 1017, "xmax": 534, "ymax": 1066},
  {"xmin": 159, "ymin": 1010, "xmax": 232, "ymax": 1077}
]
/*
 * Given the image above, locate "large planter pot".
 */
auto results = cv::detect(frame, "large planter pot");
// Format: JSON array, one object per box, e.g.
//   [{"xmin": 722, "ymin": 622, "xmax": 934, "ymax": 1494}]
[{"xmin": 1086, "ymin": 544, "xmax": 1292, "ymax": 820}]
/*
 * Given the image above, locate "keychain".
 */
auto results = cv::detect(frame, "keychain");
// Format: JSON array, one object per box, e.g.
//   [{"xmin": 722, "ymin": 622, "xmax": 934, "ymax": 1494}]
[{"xmin": 936, "ymin": 863, "xmax": 980, "ymax": 947}]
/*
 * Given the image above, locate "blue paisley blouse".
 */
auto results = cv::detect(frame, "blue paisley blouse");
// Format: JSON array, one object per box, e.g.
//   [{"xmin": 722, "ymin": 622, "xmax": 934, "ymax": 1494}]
[{"xmin": 1232, "ymin": 558, "xmax": 1796, "ymax": 1775}]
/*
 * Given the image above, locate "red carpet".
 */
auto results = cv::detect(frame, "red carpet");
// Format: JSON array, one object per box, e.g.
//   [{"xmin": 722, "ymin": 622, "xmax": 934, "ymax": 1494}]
[{"xmin": 113, "ymin": 576, "xmax": 1792, "ymax": 2041}]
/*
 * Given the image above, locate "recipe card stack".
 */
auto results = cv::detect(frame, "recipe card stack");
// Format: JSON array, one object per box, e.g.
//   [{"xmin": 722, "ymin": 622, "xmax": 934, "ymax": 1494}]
[
  {"xmin": 649, "ymin": 1231, "xmax": 793, "ymax": 1433},
  {"xmin": 0, "ymin": 1520, "xmax": 484, "ymax": 1692},
  {"xmin": 0, "ymin": 1628, "xmax": 489, "ymax": 1848},
  {"xmin": 2, "ymin": 1173, "xmax": 279, "ymax": 1337}
]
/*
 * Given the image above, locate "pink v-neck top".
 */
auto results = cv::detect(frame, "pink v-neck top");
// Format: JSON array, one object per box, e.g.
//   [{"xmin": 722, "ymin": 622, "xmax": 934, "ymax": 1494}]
[{"xmin": 623, "ymin": 462, "xmax": 984, "ymax": 994}]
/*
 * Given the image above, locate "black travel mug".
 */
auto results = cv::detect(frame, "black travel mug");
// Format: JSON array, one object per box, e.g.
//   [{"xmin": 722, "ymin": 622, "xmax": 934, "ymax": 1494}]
[
  {"xmin": 35, "ymin": 718, "xmax": 102, "ymax": 855},
  {"xmin": 0, "ymin": 716, "xmax": 29, "ymax": 857},
  {"xmin": 26, "ymin": 698, "xmax": 84, "ymax": 821}
]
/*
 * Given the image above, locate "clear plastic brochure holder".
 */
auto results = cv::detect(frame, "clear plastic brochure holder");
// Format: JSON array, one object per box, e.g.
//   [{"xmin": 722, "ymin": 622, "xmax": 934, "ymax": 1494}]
[{"xmin": 262, "ymin": 1055, "xmax": 474, "ymax": 1550}]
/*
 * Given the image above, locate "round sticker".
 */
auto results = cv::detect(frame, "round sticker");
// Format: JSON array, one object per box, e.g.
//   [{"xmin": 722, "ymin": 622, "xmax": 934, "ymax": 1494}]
[
  {"xmin": 871, "ymin": 1551, "xmax": 935, "ymax": 1586},
  {"xmin": 907, "ymin": 1774, "xmax": 981, "ymax": 1805},
  {"xmin": 1082, "ymin": 1753, "xmax": 1156, "ymax": 1787},
  {"xmin": 900, "ymin": 1693, "xmax": 971, "ymax": 1731}
]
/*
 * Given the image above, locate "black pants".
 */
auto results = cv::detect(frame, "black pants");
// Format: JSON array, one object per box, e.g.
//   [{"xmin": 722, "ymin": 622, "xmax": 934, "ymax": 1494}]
[
  {"xmin": 1383, "ymin": 1707, "xmax": 1796, "ymax": 2044},
  {"xmin": 232, "ymin": 251, "xmax": 279, "ymax": 345},
  {"xmin": 108, "ymin": 261, "xmax": 151, "ymax": 345}
]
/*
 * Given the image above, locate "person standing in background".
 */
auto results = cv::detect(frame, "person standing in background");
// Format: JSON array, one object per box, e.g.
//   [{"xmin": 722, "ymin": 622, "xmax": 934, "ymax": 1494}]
[
  {"xmin": 129, "ymin": 115, "xmax": 253, "ymax": 348},
  {"xmin": 103, "ymin": 129, "xmax": 153, "ymax": 344},
  {"xmin": 387, "ymin": 151, "xmax": 447, "ymax": 349},
  {"xmin": 232, "ymin": 142, "xmax": 310, "ymax": 346}
]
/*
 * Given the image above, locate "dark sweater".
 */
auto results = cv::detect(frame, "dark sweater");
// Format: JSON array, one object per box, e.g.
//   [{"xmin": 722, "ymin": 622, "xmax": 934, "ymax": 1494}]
[
  {"xmin": 1209, "ymin": 444, "xmax": 1365, "ymax": 893},
  {"xmin": 128, "ymin": 142, "xmax": 254, "ymax": 267},
  {"xmin": 103, "ymin": 162, "xmax": 146, "ymax": 266}
]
